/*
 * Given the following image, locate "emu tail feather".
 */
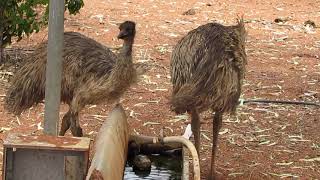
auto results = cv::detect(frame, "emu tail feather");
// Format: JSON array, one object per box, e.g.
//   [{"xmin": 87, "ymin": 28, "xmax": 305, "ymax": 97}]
[
  {"xmin": 5, "ymin": 88, "xmax": 22, "ymax": 115},
  {"xmin": 170, "ymin": 84, "xmax": 198, "ymax": 114},
  {"xmin": 5, "ymin": 65, "xmax": 45, "ymax": 115}
]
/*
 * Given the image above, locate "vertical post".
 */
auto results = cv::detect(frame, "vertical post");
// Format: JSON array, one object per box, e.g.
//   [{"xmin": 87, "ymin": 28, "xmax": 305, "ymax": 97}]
[
  {"xmin": 44, "ymin": 0, "xmax": 64, "ymax": 135},
  {"xmin": 0, "ymin": 8, "xmax": 4, "ymax": 64}
]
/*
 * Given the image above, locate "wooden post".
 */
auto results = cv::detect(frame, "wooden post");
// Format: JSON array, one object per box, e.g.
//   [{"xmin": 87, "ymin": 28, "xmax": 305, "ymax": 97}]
[
  {"xmin": 86, "ymin": 104, "xmax": 129, "ymax": 180},
  {"xmin": 43, "ymin": 0, "xmax": 64, "ymax": 135},
  {"xmin": 0, "ymin": 8, "xmax": 4, "ymax": 64}
]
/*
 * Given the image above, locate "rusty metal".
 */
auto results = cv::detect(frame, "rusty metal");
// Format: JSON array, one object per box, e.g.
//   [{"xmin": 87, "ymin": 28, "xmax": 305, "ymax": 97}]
[
  {"xmin": 86, "ymin": 104, "xmax": 129, "ymax": 180},
  {"xmin": 2, "ymin": 133, "xmax": 90, "ymax": 180},
  {"xmin": 3, "ymin": 133, "xmax": 90, "ymax": 151}
]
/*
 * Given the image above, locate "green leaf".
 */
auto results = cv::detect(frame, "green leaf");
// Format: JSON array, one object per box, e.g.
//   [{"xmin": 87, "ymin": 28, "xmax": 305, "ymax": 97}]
[{"xmin": 0, "ymin": 0, "xmax": 84, "ymax": 48}]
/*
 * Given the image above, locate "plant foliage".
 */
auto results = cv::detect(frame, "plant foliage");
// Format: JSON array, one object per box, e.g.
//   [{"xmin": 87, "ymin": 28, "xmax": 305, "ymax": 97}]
[{"xmin": 0, "ymin": 0, "xmax": 84, "ymax": 62}]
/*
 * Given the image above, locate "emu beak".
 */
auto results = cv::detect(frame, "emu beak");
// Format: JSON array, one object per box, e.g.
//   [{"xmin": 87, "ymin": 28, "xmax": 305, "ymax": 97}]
[{"xmin": 117, "ymin": 30, "xmax": 128, "ymax": 39}]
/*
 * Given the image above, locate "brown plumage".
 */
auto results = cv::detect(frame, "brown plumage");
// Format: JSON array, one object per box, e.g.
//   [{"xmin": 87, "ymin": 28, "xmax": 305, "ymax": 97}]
[
  {"xmin": 5, "ymin": 21, "xmax": 138, "ymax": 137},
  {"xmin": 170, "ymin": 18, "xmax": 247, "ymax": 179}
]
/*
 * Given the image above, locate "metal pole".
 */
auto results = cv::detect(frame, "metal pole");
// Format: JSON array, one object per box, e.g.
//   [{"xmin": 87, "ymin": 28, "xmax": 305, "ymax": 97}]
[{"xmin": 44, "ymin": 0, "xmax": 64, "ymax": 135}]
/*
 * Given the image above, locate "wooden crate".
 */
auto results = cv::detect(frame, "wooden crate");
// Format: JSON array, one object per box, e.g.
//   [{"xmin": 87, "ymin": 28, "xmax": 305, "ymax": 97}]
[{"xmin": 2, "ymin": 133, "xmax": 90, "ymax": 180}]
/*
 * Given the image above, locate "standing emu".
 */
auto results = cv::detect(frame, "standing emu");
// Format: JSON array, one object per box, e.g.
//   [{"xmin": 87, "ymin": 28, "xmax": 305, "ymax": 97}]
[
  {"xmin": 170, "ymin": 18, "xmax": 247, "ymax": 179},
  {"xmin": 5, "ymin": 21, "xmax": 138, "ymax": 137}
]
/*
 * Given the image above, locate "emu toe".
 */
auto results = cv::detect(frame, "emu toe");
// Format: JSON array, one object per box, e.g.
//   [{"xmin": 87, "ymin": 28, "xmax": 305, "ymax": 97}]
[
  {"xmin": 207, "ymin": 170, "xmax": 218, "ymax": 180},
  {"xmin": 76, "ymin": 127, "xmax": 83, "ymax": 137},
  {"xmin": 71, "ymin": 126, "xmax": 83, "ymax": 137},
  {"xmin": 58, "ymin": 129, "xmax": 67, "ymax": 136}
]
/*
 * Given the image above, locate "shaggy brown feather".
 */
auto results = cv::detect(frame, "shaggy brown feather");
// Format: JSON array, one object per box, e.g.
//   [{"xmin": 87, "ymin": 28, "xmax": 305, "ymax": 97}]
[
  {"xmin": 5, "ymin": 21, "xmax": 138, "ymax": 136},
  {"xmin": 171, "ymin": 18, "xmax": 246, "ymax": 113},
  {"xmin": 170, "ymin": 17, "xmax": 247, "ymax": 179}
]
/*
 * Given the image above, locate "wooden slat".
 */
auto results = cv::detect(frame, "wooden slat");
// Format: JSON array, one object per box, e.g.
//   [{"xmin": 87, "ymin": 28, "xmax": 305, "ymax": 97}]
[
  {"xmin": 3, "ymin": 134, "xmax": 91, "ymax": 151},
  {"xmin": 86, "ymin": 104, "xmax": 129, "ymax": 180}
]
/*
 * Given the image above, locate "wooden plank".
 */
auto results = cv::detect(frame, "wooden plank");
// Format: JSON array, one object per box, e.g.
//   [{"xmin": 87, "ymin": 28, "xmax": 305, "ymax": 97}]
[
  {"xmin": 2, "ymin": 148, "xmax": 13, "ymax": 180},
  {"xmin": 2, "ymin": 147, "xmax": 89, "ymax": 180},
  {"xmin": 3, "ymin": 134, "xmax": 90, "ymax": 180},
  {"xmin": 86, "ymin": 104, "xmax": 129, "ymax": 180},
  {"xmin": 3, "ymin": 134, "xmax": 91, "ymax": 151},
  {"xmin": 65, "ymin": 156, "xmax": 84, "ymax": 180},
  {"xmin": 7, "ymin": 149, "xmax": 66, "ymax": 180}
]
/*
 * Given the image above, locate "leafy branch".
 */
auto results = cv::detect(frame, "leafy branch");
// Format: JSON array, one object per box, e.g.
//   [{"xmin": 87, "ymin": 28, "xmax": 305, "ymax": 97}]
[{"xmin": 0, "ymin": 0, "xmax": 84, "ymax": 63}]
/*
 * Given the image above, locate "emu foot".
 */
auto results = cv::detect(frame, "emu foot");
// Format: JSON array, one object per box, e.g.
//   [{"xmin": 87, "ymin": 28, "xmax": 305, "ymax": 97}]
[
  {"xmin": 71, "ymin": 127, "xmax": 83, "ymax": 137},
  {"xmin": 207, "ymin": 173, "xmax": 216, "ymax": 180},
  {"xmin": 59, "ymin": 111, "xmax": 71, "ymax": 136},
  {"xmin": 207, "ymin": 168, "xmax": 218, "ymax": 180},
  {"xmin": 59, "ymin": 122, "xmax": 70, "ymax": 136},
  {"xmin": 58, "ymin": 129, "xmax": 66, "ymax": 136},
  {"xmin": 75, "ymin": 127, "xmax": 83, "ymax": 137}
]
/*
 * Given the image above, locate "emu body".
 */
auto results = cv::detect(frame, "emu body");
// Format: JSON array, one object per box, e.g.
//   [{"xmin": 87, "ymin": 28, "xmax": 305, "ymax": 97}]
[
  {"xmin": 5, "ymin": 21, "xmax": 137, "ymax": 137},
  {"xmin": 170, "ymin": 19, "xmax": 247, "ymax": 179}
]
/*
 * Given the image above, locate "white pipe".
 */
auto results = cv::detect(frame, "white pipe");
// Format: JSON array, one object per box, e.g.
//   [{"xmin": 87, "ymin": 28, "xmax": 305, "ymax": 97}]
[{"xmin": 162, "ymin": 136, "xmax": 200, "ymax": 180}]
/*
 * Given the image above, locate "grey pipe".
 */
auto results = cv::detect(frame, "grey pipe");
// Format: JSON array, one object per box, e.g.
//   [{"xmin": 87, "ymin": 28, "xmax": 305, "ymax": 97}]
[{"xmin": 43, "ymin": 0, "xmax": 65, "ymax": 135}]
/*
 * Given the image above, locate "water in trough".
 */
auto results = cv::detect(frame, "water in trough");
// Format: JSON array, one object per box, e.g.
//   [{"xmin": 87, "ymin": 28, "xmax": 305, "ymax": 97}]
[{"xmin": 124, "ymin": 154, "xmax": 182, "ymax": 180}]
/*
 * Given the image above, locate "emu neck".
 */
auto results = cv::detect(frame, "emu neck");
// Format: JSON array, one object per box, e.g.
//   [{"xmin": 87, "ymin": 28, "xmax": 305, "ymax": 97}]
[
  {"xmin": 120, "ymin": 38, "xmax": 134, "ymax": 57},
  {"xmin": 108, "ymin": 37, "xmax": 137, "ymax": 93}
]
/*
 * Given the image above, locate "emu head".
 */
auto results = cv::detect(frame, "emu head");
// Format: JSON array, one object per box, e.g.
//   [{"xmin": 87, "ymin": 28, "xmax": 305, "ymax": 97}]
[{"xmin": 117, "ymin": 21, "xmax": 136, "ymax": 40}]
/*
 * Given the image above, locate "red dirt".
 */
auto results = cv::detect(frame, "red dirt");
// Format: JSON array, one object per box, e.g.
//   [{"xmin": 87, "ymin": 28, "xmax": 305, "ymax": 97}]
[{"xmin": 0, "ymin": 0, "xmax": 319, "ymax": 179}]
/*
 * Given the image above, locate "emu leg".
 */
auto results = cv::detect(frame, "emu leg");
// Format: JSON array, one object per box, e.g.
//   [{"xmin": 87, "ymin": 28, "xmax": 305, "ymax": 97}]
[
  {"xmin": 190, "ymin": 108, "xmax": 201, "ymax": 155},
  {"xmin": 69, "ymin": 91, "xmax": 86, "ymax": 137},
  {"xmin": 70, "ymin": 112, "xmax": 83, "ymax": 137},
  {"xmin": 59, "ymin": 110, "xmax": 71, "ymax": 136},
  {"xmin": 208, "ymin": 112, "xmax": 223, "ymax": 180}
]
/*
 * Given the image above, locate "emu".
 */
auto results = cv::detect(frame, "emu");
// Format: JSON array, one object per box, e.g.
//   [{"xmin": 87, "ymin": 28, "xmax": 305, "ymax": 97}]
[
  {"xmin": 170, "ymin": 18, "xmax": 247, "ymax": 179},
  {"xmin": 5, "ymin": 21, "xmax": 138, "ymax": 137}
]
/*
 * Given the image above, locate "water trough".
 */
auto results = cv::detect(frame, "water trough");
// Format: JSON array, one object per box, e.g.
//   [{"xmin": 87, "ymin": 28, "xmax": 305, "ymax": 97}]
[
  {"xmin": 86, "ymin": 104, "xmax": 200, "ymax": 180},
  {"xmin": 2, "ymin": 104, "xmax": 199, "ymax": 180}
]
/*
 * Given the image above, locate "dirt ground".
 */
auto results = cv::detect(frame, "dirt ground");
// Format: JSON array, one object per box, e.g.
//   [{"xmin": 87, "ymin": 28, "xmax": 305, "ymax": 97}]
[{"xmin": 0, "ymin": 0, "xmax": 319, "ymax": 179}]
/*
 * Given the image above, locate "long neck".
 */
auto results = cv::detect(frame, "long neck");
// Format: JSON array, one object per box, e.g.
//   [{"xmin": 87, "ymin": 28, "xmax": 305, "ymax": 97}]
[
  {"xmin": 107, "ymin": 37, "xmax": 137, "ymax": 91},
  {"xmin": 120, "ymin": 38, "xmax": 134, "ymax": 57}
]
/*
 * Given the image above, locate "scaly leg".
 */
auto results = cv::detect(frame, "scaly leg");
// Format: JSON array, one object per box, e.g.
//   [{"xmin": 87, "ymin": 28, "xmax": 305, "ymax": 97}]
[
  {"xmin": 70, "ymin": 111, "xmax": 83, "ymax": 137},
  {"xmin": 208, "ymin": 112, "xmax": 223, "ymax": 180},
  {"xmin": 190, "ymin": 108, "xmax": 201, "ymax": 156},
  {"xmin": 69, "ymin": 90, "xmax": 87, "ymax": 137},
  {"xmin": 59, "ymin": 110, "xmax": 71, "ymax": 136}
]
